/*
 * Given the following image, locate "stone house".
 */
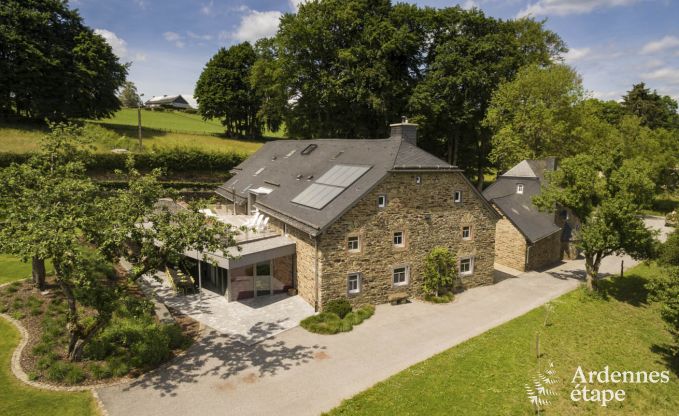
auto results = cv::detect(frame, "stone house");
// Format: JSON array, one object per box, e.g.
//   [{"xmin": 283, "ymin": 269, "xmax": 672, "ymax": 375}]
[
  {"xmin": 209, "ymin": 122, "xmax": 499, "ymax": 310},
  {"xmin": 483, "ymin": 158, "xmax": 579, "ymax": 272}
]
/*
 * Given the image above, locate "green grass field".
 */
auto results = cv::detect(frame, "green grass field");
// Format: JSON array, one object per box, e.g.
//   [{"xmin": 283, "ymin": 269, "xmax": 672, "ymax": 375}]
[
  {"xmin": 0, "ymin": 109, "xmax": 287, "ymax": 155},
  {"xmin": 328, "ymin": 263, "xmax": 679, "ymax": 415},
  {"xmin": 0, "ymin": 255, "xmax": 54, "ymax": 286},
  {"xmin": 0, "ymin": 255, "xmax": 98, "ymax": 415}
]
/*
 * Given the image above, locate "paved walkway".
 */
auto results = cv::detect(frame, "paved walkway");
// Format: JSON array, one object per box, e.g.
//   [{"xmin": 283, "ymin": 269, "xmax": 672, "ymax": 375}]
[
  {"xmin": 140, "ymin": 273, "xmax": 314, "ymax": 345},
  {"xmin": 97, "ymin": 217, "xmax": 669, "ymax": 416}
]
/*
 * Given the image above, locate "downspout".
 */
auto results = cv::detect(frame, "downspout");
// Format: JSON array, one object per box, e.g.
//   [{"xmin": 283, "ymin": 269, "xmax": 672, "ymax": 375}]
[{"xmin": 314, "ymin": 235, "xmax": 320, "ymax": 312}]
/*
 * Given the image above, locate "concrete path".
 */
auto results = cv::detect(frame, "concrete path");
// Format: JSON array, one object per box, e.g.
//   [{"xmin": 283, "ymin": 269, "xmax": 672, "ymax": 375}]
[
  {"xmin": 140, "ymin": 273, "xmax": 314, "ymax": 345},
  {"xmin": 97, "ymin": 217, "xmax": 670, "ymax": 416}
]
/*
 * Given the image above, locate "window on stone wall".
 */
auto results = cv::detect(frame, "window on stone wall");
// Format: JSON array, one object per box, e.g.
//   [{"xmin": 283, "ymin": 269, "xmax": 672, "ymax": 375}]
[
  {"xmin": 348, "ymin": 273, "xmax": 360, "ymax": 294},
  {"xmin": 378, "ymin": 195, "xmax": 387, "ymax": 208},
  {"xmin": 462, "ymin": 226, "xmax": 471, "ymax": 240},
  {"xmin": 453, "ymin": 190, "xmax": 462, "ymax": 203},
  {"xmin": 415, "ymin": 176, "xmax": 421, "ymax": 185},
  {"xmin": 517, "ymin": 183, "xmax": 524, "ymax": 194},
  {"xmin": 460, "ymin": 257, "xmax": 474, "ymax": 275},
  {"xmin": 347, "ymin": 236, "xmax": 360, "ymax": 252},
  {"xmin": 393, "ymin": 231, "xmax": 404, "ymax": 247},
  {"xmin": 393, "ymin": 266, "xmax": 409, "ymax": 286}
]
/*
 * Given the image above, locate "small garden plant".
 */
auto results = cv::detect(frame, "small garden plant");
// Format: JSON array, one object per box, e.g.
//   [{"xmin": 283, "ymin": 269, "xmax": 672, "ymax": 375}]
[
  {"xmin": 301, "ymin": 299, "xmax": 375, "ymax": 335},
  {"xmin": 423, "ymin": 247, "xmax": 457, "ymax": 303}
]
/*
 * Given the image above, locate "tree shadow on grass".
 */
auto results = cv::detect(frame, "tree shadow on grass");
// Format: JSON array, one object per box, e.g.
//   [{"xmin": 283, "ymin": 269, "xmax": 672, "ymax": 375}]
[
  {"xmin": 651, "ymin": 343, "xmax": 679, "ymax": 378},
  {"xmin": 596, "ymin": 274, "xmax": 649, "ymax": 307},
  {"xmin": 121, "ymin": 323, "xmax": 325, "ymax": 397}
]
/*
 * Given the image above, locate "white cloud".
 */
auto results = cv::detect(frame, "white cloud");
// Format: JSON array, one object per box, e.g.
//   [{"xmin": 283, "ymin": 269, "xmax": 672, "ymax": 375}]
[
  {"xmin": 133, "ymin": 52, "xmax": 147, "ymax": 62},
  {"xmin": 641, "ymin": 35, "xmax": 679, "ymax": 54},
  {"xmin": 187, "ymin": 31, "xmax": 213, "ymax": 41},
  {"xmin": 95, "ymin": 29, "xmax": 128, "ymax": 59},
  {"xmin": 163, "ymin": 31, "xmax": 185, "ymax": 48},
  {"xmin": 517, "ymin": 0, "xmax": 639, "ymax": 18},
  {"xmin": 289, "ymin": 0, "xmax": 306, "ymax": 11},
  {"xmin": 232, "ymin": 10, "xmax": 282, "ymax": 43},
  {"xmin": 201, "ymin": 1, "xmax": 213, "ymax": 16},
  {"xmin": 135, "ymin": 0, "xmax": 148, "ymax": 10},
  {"xmin": 461, "ymin": 0, "xmax": 478, "ymax": 9},
  {"xmin": 643, "ymin": 67, "xmax": 679, "ymax": 84},
  {"xmin": 564, "ymin": 47, "xmax": 591, "ymax": 62}
]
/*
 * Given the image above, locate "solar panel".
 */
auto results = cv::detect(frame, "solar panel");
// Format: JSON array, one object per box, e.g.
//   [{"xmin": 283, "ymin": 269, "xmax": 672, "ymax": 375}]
[
  {"xmin": 291, "ymin": 183, "xmax": 344, "ymax": 209},
  {"xmin": 316, "ymin": 165, "xmax": 371, "ymax": 187}
]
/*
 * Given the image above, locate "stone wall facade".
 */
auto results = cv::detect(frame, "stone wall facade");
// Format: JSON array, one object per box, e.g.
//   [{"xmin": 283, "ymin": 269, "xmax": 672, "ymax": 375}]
[
  {"xmin": 526, "ymin": 231, "xmax": 562, "ymax": 271},
  {"xmin": 494, "ymin": 216, "xmax": 528, "ymax": 272},
  {"xmin": 268, "ymin": 217, "xmax": 319, "ymax": 308},
  {"xmin": 318, "ymin": 171, "xmax": 497, "ymax": 308}
]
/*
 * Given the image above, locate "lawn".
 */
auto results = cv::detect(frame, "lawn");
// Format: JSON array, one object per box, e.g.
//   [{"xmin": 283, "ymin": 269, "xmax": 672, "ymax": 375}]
[
  {"xmin": 328, "ymin": 263, "xmax": 679, "ymax": 415},
  {"xmin": 0, "ymin": 319, "xmax": 99, "ymax": 416},
  {"xmin": 0, "ymin": 255, "xmax": 53, "ymax": 286}
]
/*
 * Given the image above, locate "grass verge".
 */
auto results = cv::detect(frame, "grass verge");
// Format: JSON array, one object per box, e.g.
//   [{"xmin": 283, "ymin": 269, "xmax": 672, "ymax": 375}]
[
  {"xmin": 0, "ymin": 317, "xmax": 98, "ymax": 416},
  {"xmin": 0, "ymin": 255, "xmax": 54, "ymax": 286},
  {"xmin": 327, "ymin": 263, "xmax": 679, "ymax": 415}
]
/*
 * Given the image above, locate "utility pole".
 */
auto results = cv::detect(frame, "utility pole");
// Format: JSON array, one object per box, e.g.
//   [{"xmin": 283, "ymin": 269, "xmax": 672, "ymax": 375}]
[{"xmin": 137, "ymin": 93, "xmax": 144, "ymax": 150}]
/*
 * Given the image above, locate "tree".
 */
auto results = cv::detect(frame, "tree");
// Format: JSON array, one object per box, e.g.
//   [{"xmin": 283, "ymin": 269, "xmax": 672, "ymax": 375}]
[
  {"xmin": 0, "ymin": 124, "xmax": 241, "ymax": 361},
  {"xmin": 118, "ymin": 81, "xmax": 141, "ymax": 108},
  {"xmin": 485, "ymin": 64, "xmax": 585, "ymax": 172},
  {"xmin": 195, "ymin": 42, "xmax": 263, "ymax": 137},
  {"xmin": 0, "ymin": 0, "xmax": 127, "ymax": 120},
  {"xmin": 621, "ymin": 83, "xmax": 679, "ymax": 130},
  {"xmin": 534, "ymin": 154, "xmax": 656, "ymax": 291},
  {"xmin": 423, "ymin": 247, "xmax": 458, "ymax": 297},
  {"xmin": 410, "ymin": 12, "xmax": 565, "ymax": 186},
  {"xmin": 269, "ymin": 0, "xmax": 426, "ymax": 139}
]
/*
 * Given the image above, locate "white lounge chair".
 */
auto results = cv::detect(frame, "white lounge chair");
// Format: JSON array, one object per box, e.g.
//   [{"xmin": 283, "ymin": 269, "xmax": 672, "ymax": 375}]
[
  {"xmin": 253, "ymin": 215, "xmax": 265, "ymax": 231},
  {"xmin": 245, "ymin": 212, "xmax": 261, "ymax": 228},
  {"xmin": 258, "ymin": 216, "xmax": 269, "ymax": 232}
]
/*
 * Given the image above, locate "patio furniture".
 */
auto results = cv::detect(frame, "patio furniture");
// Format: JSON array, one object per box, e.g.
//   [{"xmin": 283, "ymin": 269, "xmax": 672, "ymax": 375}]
[
  {"xmin": 258, "ymin": 216, "xmax": 269, "ymax": 232},
  {"xmin": 166, "ymin": 266, "xmax": 197, "ymax": 295},
  {"xmin": 245, "ymin": 212, "xmax": 261, "ymax": 228}
]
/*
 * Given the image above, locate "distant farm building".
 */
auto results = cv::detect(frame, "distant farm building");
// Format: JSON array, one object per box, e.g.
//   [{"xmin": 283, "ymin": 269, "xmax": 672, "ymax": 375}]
[{"xmin": 145, "ymin": 95, "xmax": 192, "ymax": 109}]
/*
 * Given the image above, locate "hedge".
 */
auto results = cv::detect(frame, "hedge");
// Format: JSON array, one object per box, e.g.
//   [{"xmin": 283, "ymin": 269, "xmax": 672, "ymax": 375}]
[{"xmin": 0, "ymin": 148, "xmax": 246, "ymax": 173}]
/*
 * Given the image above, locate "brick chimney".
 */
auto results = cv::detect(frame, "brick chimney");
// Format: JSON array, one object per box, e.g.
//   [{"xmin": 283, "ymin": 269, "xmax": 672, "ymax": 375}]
[{"xmin": 390, "ymin": 116, "xmax": 418, "ymax": 146}]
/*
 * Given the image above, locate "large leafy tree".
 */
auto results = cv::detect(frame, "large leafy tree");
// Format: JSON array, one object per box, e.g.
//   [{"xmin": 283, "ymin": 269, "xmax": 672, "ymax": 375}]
[
  {"xmin": 410, "ymin": 12, "xmax": 565, "ymax": 186},
  {"xmin": 621, "ymin": 83, "xmax": 679, "ymax": 130},
  {"xmin": 195, "ymin": 42, "xmax": 263, "ymax": 137},
  {"xmin": 485, "ymin": 64, "xmax": 585, "ymax": 172},
  {"xmin": 265, "ymin": 0, "xmax": 426, "ymax": 139},
  {"xmin": 534, "ymin": 154, "xmax": 656, "ymax": 291},
  {"xmin": 0, "ymin": 0, "xmax": 126, "ymax": 119},
  {"xmin": 0, "ymin": 124, "xmax": 240, "ymax": 360},
  {"xmin": 118, "ymin": 81, "xmax": 141, "ymax": 108}
]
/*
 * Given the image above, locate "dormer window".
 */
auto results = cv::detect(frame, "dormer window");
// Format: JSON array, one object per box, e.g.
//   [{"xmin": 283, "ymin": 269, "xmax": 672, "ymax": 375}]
[
  {"xmin": 517, "ymin": 183, "xmax": 524, "ymax": 194},
  {"xmin": 453, "ymin": 191, "xmax": 462, "ymax": 203}
]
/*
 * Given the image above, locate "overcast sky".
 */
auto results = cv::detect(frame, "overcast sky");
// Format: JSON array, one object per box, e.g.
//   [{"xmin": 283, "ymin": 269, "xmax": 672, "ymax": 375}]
[{"xmin": 74, "ymin": 0, "xmax": 679, "ymax": 103}]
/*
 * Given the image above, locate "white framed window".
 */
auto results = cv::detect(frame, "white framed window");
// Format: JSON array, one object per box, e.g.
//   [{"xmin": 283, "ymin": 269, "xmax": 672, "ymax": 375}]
[
  {"xmin": 393, "ymin": 231, "xmax": 404, "ymax": 247},
  {"xmin": 453, "ymin": 191, "xmax": 462, "ymax": 203},
  {"xmin": 459, "ymin": 257, "xmax": 474, "ymax": 275},
  {"xmin": 462, "ymin": 226, "xmax": 471, "ymax": 240},
  {"xmin": 516, "ymin": 183, "xmax": 524, "ymax": 194},
  {"xmin": 347, "ymin": 236, "xmax": 360, "ymax": 252},
  {"xmin": 415, "ymin": 176, "xmax": 421, "ymax": 184},
  {"xmin": 348, "ymin": 273, "xmax": 360, "ymax": 294},
  {"xmin": 377, "ymin": 195, "xmax": 387, "ymax": 208},
  {"xmin": 393, "ymin": 266, "xmax": 409, "ymax": 286}
]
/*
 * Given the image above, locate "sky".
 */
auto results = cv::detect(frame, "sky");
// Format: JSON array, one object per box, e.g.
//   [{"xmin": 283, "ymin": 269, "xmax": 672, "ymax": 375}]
[{"xmin": 72, "ymin": 0, "xmax": 679, "ymax": 104}]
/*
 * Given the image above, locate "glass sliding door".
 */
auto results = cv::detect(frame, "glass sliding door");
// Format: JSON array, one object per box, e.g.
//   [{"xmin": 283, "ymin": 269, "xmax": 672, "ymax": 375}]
[{"xmin": 255, "ymin": 261, "xmax": 272, "ymax": 297}]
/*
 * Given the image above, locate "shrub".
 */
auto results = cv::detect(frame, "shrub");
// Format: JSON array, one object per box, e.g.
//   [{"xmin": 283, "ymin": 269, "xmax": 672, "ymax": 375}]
[
  {"xmin": 87, "ymin": 363, "xmax": 112, "ymax": 380},
  {"xmin": 64, "ymin": 365, "xmax": 86, "ymax": 385},
  {"xmin": 424, "ymin": 293, "xmax": 455, "ymax": 304},
  {"xmin": 46, "ymin": 361, "xmax": 70, "ymax": 381},
  {"xmin": 7, "ymin": 285, "xmax": 19, "ymax": 293},
  {"xmin": 107, "ymin": 357, "xmax": 130, "ymax": 377},
  {"xmin": 28, "ymin": 372, "xmax": 39, "ymax": 381},
  {"xmin": 10, "ymin": 311, "xmax": 25, "ymax": 320},
  {"xmin": 32, "ymin": 342, "xmax": 54, "ymax": 356},
  {"xmin": 162, "ymin": 324, "xmax": 190, "ymax": 350},
  {"xmin": 301, "ymin": 312, "xmax": 345, "ymax": 335},
  {"xmin": 423, "ymin": 247, "xmax": 458, "ymax": 297},
  {"xmin": 324, "ymin": 299, "xmax": 352, "ymax": 319},
  {"xmin": 353, "ymin": 305, "xmax": 375, "ymax": 323},
  {"xmin": 36, "ymin": 355, "xmax": 56, "ymax": 370},
  {"xmin": 0, "ymin": 303, "xmax": 8, "ymax": 313}
]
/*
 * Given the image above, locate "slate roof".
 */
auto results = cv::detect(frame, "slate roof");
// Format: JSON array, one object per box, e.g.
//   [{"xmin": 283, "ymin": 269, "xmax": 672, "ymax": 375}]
[
  {"xmin": 146, "ymin": 95, "xmax": 189, "ymax": 105},
  {"xmin": 217, "ymin": 136, "xmax": 468, "ymax": 236},
  {"xmin": 483, "ymin": 158, "xmax": 560, "ymax": 243}
]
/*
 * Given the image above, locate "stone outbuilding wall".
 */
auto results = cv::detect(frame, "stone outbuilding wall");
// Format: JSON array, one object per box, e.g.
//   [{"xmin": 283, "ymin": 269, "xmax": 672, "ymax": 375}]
[
  {"xmin": 494, "ymin": 216, "xmax": 528, "ymax": 271},
  {"xmin": 526, "ymin": 231, "xmax": 562, "ymax": 271},
  {"xmin": 318, "ymin": 171, "xmax": 498, "ymax": 308}
]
